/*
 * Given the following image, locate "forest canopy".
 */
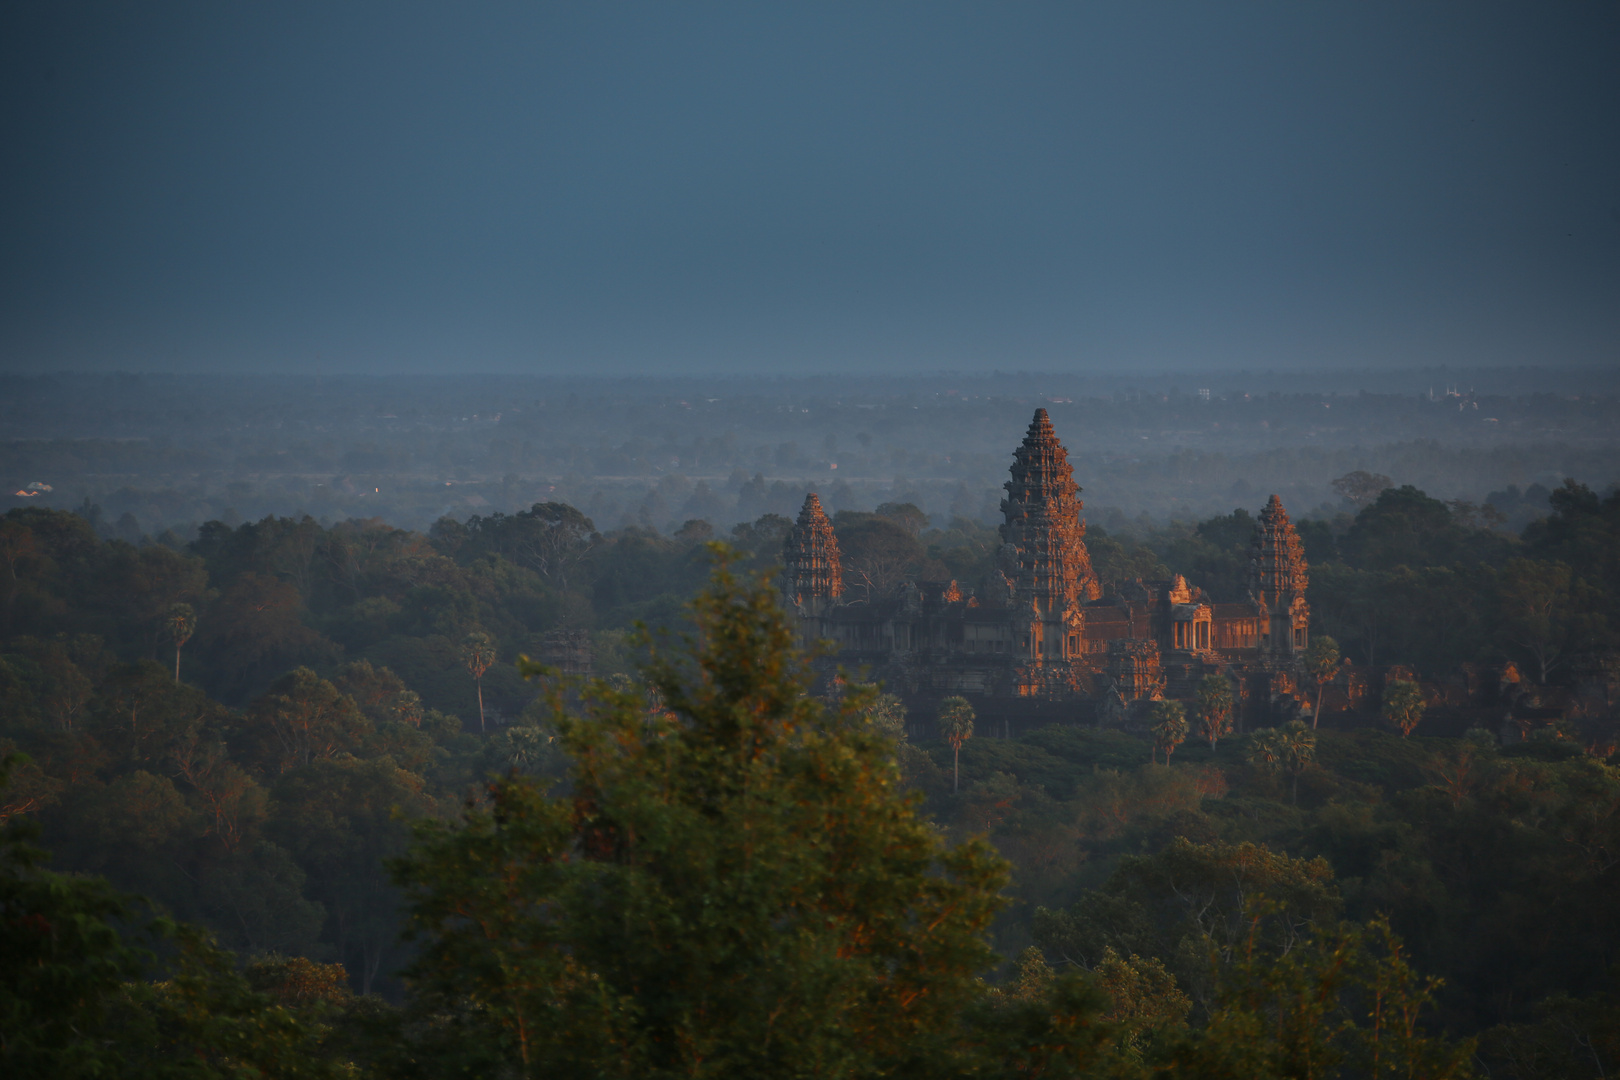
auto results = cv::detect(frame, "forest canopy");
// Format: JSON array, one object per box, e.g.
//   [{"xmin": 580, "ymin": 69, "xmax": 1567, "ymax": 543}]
[{"xmin": 3, "ymin": 475, "xmax": 1619, "ymax": 1076}]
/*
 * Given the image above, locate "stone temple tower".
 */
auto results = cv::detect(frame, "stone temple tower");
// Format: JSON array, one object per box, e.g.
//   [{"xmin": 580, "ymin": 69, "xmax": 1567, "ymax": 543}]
[
  {"xmin": 1249, "ymin": 494, "xmax": 1310, "ymax": 657},
  {"xmin": 999, "ymin": 409, "xmax": 1098, "ymax": 663},
  {"xmin": 783, "ymin": 493, "xmax": 842, "ymax": 616}
]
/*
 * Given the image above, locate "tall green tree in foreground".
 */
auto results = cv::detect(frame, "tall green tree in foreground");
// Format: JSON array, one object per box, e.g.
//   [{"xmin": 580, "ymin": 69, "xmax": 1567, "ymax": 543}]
[{"xmin": 392, "ymin": 548, "xmax": 1099, "ymax": 1079}]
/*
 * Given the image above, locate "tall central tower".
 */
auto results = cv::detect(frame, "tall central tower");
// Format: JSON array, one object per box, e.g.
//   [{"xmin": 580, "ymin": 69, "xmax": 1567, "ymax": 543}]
[
  {"xmin": 1249, "ymin": 494, "xmax": 1310, "ymax": 657},
  {"xmin": 1000, "ymin": 409, "xmax": 1097, "ymax": 662},
  {"xmin": 784, "ymin": 493, "xmax": 842, "ymax": 614}
]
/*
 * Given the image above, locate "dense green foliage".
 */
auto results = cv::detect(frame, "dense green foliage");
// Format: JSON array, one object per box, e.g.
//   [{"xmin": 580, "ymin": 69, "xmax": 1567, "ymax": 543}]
[
  {"xmin": 2, "ymin": 476, "xmax": 1619, "ymax": 1076},
  {"xmin": 0, "ymin": 754, "xmax": 357, "ymax": 1079},
  {"xmin": 389, "ymin": 554, "xmax": 1070, "ymax": 1078}
]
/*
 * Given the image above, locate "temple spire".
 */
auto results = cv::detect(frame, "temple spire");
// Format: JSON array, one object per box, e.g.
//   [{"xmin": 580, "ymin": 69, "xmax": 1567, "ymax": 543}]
[
  {"xmin": 1000, "ymin": 409, "xmax": 1097, "ymax": 615},
  {"xmin": 1249, "ymin": 494, "xmax": 1308, "ymax": 606},
  {"xmin": 1249, "ymin": 494, "xmax": 1310, "ymax": 656},
  {"xmin": 783, "ymin": 493, "xmax": 842, "ymax": 610},
  {"xmin": 999, "ymin": 410, "xmax": 1096, "ymax": 671}
]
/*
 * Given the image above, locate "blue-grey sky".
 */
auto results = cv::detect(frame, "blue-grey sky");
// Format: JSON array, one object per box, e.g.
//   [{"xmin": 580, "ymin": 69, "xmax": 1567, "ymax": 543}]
[{"xmin": 2, "ymin": 2, "xmax": 1617, "ymax": 374}]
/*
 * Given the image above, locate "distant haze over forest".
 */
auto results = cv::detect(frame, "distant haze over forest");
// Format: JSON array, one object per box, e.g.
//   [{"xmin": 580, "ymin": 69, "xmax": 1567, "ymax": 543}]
[{"xmin": 3, "ymin": 367, "xmax": 1617, "ymax": 544}]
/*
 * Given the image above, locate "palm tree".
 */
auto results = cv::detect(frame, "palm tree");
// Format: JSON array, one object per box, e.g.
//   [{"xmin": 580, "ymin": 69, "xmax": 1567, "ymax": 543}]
[
  {"xmin": 1276, "ymin": 720, "xmax": 1316, "ymax": 803},
  {"xmin": 462, "ymin": 631, "xmax": 497, "ymax": 732},
  {"xmin": 1246, "ymin": 721, "xmax": 1316, "ymax": 804},
  {"xmin": 1248, "ymin": 727, "xmax": 1284, "ymax": 772},
  {"xmin": 1304, "ymin": 636, "xmax": 1341, "ymax": 728},
  {"xmin": 165, "ymin": 602, "xmax": 195, "ymax": 684},
  {"xmin": 1193, "ymin": 674, "xmax": 1235, "ymax": 750},
  {"xmin": 937, "ymin": 696, "xmax": 976, "ymax": 795},
  {"xmin": 1382, "ymin": 679, "xmax": 1425, "ymax": 738},
  {"xmin": 863, "ymin": 692, "xmax": 908, "ymax": 741},
  {"xmin": 1148, "ymin": 700, "xmax": 1188, "ymax": 765}
]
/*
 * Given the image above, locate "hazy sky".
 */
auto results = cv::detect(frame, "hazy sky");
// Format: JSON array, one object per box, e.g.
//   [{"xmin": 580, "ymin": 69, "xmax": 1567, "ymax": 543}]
[{"xmin": 2, "ymin": 2, "xmax": 1617, "ymax": 375}]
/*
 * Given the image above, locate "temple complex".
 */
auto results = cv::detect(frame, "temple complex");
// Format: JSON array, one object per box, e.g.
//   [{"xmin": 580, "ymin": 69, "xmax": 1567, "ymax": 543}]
[{"xmin": 782, "ymin": 408, "xmax": 1313, "ymax": 730}]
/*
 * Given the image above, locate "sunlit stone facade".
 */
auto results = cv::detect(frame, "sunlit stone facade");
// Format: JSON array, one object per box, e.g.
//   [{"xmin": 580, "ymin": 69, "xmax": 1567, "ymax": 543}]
[{"xmin": 783, "ymin": 409, "xmax": 1312, "ymax": 728}]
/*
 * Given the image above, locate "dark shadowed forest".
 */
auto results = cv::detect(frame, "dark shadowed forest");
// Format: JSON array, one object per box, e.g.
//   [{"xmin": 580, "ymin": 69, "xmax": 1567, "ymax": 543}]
[{"xmin": 5, "ymin": 375, "xmax": 1620, "ymax": 1077}]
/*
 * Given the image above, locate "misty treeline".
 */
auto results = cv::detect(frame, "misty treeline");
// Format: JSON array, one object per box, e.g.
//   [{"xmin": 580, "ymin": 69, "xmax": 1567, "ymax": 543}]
[
  {"xmin": 6, "ymin": 372, "xmax": 1620, "ymax": 541},
  {"xmin": 4, "ymin": 472, "xmax": 1620, "ymax": 1075}
]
